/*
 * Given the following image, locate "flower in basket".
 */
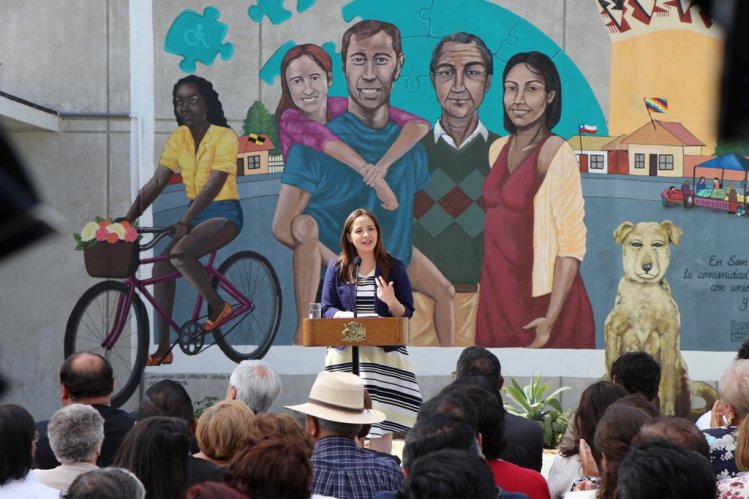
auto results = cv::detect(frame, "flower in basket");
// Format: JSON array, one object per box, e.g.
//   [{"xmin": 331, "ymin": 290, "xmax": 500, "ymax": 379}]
[{"xmin": 74, "ymin": 217, "xmax": 139, "ymax": 250}]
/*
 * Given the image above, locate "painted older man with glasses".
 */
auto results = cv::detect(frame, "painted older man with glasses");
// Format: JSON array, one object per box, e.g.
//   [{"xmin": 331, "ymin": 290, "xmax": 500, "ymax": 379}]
[{"xmin": 411, "ymin": 32, "xmax": 500, "ymax": 348}]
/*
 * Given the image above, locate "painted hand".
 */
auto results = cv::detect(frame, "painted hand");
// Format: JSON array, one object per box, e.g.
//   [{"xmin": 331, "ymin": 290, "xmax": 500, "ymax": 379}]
[
  {"xmin": 362, "ymin": 163, "xmax": 386, "ymax": 186},
  {"xmin": 523, "ymin": 317, "xmax": 553, "ymax": 348},
  {"xmin": 171, "ymin": 222, "xmax": 191, "ymax": 239}
]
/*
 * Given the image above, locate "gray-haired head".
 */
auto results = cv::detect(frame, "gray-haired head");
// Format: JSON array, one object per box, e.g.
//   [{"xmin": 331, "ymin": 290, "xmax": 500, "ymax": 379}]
[
  {"xmin": 66, "ymin": 467, "xmax": 145, "ymax": 499},
  {"xmin": 228, "ymin": 360, "xmax": 281, "ymax": 413},
  {"xmin": 48, "ymin": 404, "xmax": 104, "ymax": 464}
]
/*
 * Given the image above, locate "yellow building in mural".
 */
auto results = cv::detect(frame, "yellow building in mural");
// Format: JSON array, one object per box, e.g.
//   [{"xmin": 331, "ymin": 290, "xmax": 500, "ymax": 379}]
[
  {"xmin": 602, "ymin": 3, "xmax": 723, "ymax": 154},
  {"xmin": 622, "ymin": 120, "xmax": 704, "ymax": 177}
]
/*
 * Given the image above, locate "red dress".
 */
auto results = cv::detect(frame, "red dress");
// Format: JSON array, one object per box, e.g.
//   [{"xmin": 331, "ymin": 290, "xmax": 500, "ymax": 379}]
[{"xmin": 475, "ymin": 137, "xmax": 595, "ymax": 348}]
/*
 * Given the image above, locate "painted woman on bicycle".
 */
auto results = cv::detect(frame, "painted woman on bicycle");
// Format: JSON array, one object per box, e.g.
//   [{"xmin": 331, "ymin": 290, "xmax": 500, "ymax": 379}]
[{"xmin": 124, "ymin": 75, "xmax": 241, "ymax": 366}]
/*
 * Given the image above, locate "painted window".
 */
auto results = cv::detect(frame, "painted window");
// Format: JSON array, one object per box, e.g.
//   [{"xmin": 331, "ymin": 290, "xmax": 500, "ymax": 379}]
[
  {"xmin": 658, "ymin": 154, "xmax": 674, "ymax": 170},
  {"xmin": 590, "ymin": 154, "xmax": 605, "ymax": 170},
  {"xmin": 634, "ymin": 153, "xmax": 645, "ymax": 169},
  {"xmin": 248, "ymin": 155, "xmax": 261, "ymax": 169}
]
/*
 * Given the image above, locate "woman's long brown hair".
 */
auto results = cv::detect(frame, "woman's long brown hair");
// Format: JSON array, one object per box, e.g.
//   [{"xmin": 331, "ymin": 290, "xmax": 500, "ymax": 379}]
[{"xmin": 338, "ymin": 208, "xmax": 391, "ymax": 283}]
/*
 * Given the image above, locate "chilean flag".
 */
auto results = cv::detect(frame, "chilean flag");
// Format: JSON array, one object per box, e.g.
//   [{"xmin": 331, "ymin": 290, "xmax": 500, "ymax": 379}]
[{"xmin": 578, "ymin": 124, "xmax": 598, "ymax": 135}]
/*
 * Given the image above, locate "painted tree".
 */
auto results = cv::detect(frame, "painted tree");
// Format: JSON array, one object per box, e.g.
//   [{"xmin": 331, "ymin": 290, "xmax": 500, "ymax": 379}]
[
  {"xmin": 714, "ymin": 140, "xmax": 749, "ymax": 156},
  {"xmin": 242, "ymin": 100, "xmax": 281, "ymax": 155}
]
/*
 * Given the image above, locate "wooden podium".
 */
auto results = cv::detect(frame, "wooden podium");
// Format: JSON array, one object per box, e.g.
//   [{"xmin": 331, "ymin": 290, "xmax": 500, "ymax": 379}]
[{"xmin": 302, "ymin": 317, "xmax": 409, "ymax": 375}]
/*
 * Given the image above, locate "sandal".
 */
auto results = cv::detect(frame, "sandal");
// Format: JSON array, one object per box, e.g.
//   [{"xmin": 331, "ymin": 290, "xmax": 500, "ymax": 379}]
[
  {"xmin": 146, "ymin": 350, "xmax": 173, "ymax": 366},
  {"xmin": 203, "ymin": 302, "xmax": 233, "ymax": 331}
]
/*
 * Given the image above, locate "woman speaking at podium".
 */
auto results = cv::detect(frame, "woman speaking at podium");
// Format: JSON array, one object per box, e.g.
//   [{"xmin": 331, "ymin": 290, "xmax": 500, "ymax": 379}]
[{"xmin": 320, "ymin": 208, "xmax": 422, "ymax": 454}]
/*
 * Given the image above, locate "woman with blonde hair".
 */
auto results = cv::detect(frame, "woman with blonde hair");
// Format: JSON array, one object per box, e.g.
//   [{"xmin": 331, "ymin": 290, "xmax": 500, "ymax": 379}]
[{"xmin": 194, "ymin": 400, "xmax": 254, "ymax": 468}]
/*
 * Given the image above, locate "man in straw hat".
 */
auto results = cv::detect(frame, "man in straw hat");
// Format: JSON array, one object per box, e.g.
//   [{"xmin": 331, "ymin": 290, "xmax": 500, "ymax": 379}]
[{"xmin": 287, "ymin": 371, "xmax": 403, "ymax": 498}]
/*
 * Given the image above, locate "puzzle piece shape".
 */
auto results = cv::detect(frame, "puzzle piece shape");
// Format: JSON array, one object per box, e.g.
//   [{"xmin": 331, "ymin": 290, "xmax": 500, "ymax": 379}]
[
  {"xmin": 164, "ymin": 7, "xmax": 234, "ymax": 73},
  {"xmin": 419, "ymin": 0, "xmax": 519, "ymax": 54},
  {"xmin": 496, "ymin": 19, "xmax": 561, "ymax": 63},
  {"xmin": 296, "ymin": 0, "xmax": 317, "ymax": 13},
  {"xmin": 248, "ymin": 0, "xmax": 292, "ymax": 25},
  {"xmin": 342, "ymin": 0, "xmax": 433, "ymax": 39}
]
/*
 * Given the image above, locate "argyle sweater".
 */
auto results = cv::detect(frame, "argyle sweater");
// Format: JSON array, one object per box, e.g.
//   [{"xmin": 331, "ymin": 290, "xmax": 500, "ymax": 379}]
[{"xmin": 412, "ymin": 129, "xmax": 500, "ymax": 285}]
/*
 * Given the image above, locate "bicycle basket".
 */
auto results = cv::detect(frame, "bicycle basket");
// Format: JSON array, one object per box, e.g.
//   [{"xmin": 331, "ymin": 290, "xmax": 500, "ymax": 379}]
[{"xmin": 83, "ymin": 241, "xmax": 139, "ymax": 278}]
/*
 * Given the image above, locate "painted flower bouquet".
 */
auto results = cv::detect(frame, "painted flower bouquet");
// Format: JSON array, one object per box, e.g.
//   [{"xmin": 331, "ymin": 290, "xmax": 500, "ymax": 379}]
[
  {"xmin": 74, "ymin": 217, "xmax": 140, "ymax": 278},
  {"xmin": 74, "ymin": 217, "xmax": 139, "ymax": 250}
]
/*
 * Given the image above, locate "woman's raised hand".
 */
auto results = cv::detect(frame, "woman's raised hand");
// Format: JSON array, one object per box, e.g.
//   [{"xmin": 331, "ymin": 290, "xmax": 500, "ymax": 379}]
[{"xmin": 375, "ymin": 276, "xmax": 396, "ymax": 306}]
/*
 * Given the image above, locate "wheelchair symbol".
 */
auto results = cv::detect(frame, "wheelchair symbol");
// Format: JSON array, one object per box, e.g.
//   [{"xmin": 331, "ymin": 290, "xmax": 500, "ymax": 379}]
[{"xmin": 185, "ymin": 24, "xmax": 209, "ymax": 48}]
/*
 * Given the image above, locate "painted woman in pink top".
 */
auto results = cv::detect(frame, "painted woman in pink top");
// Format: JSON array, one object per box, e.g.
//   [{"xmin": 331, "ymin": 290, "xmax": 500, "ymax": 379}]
[
  {"xmin": 475, "ymin": 51, "xmax": 595, "ymax": 348},
  {"xmin": 274, "ymin": 43, "xmax": 429, "ymax": 211}
]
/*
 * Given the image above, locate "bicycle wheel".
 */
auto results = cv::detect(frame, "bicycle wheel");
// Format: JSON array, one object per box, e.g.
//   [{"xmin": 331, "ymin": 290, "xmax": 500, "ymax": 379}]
[
  {"xmin": 65, "ymin": 281, "xmax": 149, "ymax": 407},
  {"xmin": 213, "ymin": 251, "xmax": 282, "ymax": 362}
]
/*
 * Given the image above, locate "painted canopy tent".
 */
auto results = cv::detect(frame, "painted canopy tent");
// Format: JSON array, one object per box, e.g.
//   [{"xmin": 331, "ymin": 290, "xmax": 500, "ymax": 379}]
[{"xmin": 691, "ymin": 154, "xmax": 749, "ymax": 213}]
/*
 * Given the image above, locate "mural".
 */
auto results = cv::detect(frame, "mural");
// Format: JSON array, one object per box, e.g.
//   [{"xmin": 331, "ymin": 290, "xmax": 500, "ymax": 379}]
[{"xmin": 151, "ymin": 0, "xmax": 749, "ymax": 376}]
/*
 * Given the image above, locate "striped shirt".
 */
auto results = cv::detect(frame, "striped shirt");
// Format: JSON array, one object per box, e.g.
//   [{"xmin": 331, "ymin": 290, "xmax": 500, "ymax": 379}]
[{"xmin": 356, "ymin": 271, "xmax": 376, "ymax": 316}]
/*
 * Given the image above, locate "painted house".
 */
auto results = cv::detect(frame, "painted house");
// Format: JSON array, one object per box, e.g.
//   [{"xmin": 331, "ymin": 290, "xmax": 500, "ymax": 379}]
[
  {"xmin": 621, "ymin": 121, "xmax": 704, "ymax": 178},
  {"xmin": 237, "ymin": 133, "xmax": 275, "ymax": 176},
  {"xmin": 569, "ymin": 136, "xmax": 619, "ymax": 174},
  {"xmin": 601, "ymin": 136, "xmax": 629, "ymax": 174}
]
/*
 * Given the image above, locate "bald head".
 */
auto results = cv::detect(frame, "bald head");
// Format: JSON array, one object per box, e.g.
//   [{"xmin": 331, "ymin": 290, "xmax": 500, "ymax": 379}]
[{"xmin": 60, "ymin": 352, "xmax": 114, "ymax": 403}]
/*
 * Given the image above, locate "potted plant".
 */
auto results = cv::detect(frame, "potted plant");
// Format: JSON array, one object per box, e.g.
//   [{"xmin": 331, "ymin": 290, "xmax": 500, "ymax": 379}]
[{"xmin": 503, "ymin": 374, "xmax": 570, "ymax": 448}]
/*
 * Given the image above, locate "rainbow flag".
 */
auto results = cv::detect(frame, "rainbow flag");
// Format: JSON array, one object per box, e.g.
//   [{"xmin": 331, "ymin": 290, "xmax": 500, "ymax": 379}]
[{"xmin": 644, "ymin": 97, "xmax": 668, "ymax": 113}]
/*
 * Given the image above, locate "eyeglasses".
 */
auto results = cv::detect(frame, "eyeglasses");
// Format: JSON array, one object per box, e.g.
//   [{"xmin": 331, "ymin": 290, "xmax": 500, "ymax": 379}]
[{"xmin": 433, "ymin": 69, "xmax": 488, "ymax": 82}]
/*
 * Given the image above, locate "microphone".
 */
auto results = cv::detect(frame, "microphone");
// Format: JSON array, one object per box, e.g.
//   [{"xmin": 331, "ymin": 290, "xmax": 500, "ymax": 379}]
[{"xmin": 353, "ymin": 256, "xmax": 361, "ymax": 318}]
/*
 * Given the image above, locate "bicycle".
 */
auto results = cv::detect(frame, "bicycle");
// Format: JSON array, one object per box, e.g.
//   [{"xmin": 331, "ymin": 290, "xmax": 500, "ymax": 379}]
[{"xmin": 65, "ymin": 227, "xmax": 282, "ymax": 407}]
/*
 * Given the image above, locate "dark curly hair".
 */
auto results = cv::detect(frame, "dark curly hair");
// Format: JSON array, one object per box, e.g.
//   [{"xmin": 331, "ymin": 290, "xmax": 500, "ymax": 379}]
[
  {"xmin": 172, "ymin": 75, "xmax": 229, "ymax": 128},
  {"xmin": 610, "ymin": 351, "xmax": 661, "ymax": 401}
]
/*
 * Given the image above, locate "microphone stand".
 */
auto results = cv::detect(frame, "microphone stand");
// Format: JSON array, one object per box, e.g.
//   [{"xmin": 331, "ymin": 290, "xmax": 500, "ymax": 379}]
[{"xmin": 352, "ymin": 256, "xmax": 361, "ymax": 376}]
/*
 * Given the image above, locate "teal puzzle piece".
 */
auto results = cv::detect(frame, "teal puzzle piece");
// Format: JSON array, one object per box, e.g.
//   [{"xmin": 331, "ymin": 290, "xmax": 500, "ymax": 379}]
[
  {"xmin": 248, "ymin": 0, "xmax": 292, "ymax": 25},
  {"xmin": 164, "ymin": 7, "xmax": 234, "ymax": 73},
  {"xmin": 297, "ymin": 0, "xmax": 317, "ymax": 13}
]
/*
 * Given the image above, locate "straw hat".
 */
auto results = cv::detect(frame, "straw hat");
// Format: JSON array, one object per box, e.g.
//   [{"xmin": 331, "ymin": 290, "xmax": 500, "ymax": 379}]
[{"xmin": 286, "ymin": 371, "xmax": 385, "ymax": 424}]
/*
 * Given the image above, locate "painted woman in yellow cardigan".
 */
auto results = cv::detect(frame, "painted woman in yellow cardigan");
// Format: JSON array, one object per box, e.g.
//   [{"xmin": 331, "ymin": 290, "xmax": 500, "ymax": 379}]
[
  {"xmin": 125, "ymin": 76, "xmax": 241, "ymax": 365},
  {"xmin": 475, "ymin": 52, "xmax": 595, "ymax": 349}
]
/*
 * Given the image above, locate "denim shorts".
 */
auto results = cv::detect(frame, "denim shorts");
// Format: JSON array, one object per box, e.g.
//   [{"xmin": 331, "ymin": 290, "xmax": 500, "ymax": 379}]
[{"xmin": 190, "ymin": 199, "xmax": 244, "ymax": 232}]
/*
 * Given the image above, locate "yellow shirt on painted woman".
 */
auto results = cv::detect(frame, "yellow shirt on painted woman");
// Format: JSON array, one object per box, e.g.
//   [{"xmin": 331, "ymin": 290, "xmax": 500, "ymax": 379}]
[{"xmin": 159, "ymin": 124, "xmax": 239, "ymax": 201}]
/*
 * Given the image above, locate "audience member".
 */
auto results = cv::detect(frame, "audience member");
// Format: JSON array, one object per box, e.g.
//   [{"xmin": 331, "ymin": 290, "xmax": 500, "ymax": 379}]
[
  {"xmin": 35, "ymin": 352, "xmax": 135, "ymax": 469},
  {"xmin": 225, "ymin": 434, "xmax": 313, "ymax": 499},
  {"xmin": 440, "ymin": 382, "xmax": 550, "ymax": 499},
  {"xmin": 34, "ymin": 404, "xmax": 104, "ymax": 493},
  {"xmin": 246, "ymin": 412, "xmax": 314, "ymax": 455},
  {"xmin": 66, "ymin": 467, "xmax": 146, "ymax": 499},
  {"xmin": 395, "ymin": 449, "xmax": 508, "ymax": 499},
  {"xmin": 610, "ymin": 393, "xmax": 660, "ymax": 417},
  {"xmin": 567, "ymin": 404, "xmax": 654, "ymax": 498},
  {"xmin": 227, "ymin": 360, "xmax": 282, "ymax": 413},
  {"xmin": 0, "ymin": 404, "xmax": 59, "ymax": 498},
  {"xmin": 609, "ymin": 351, "xmax": 661, "ymax": 403},
  {"xmin": 716, "ymin": 409, "xmax": 749, "ymax": 497},
  {"xmin": 186, "ymin": 482, "xmax": 248, "ymax": 499},
  {"xmin": 401, "ymin": 413, "xmax": 481, "ymax": 472},
  {"xmin": 139, "ymin": 379, "xmax": 224, "ymax": 484},
  {"xmin": 454, "ymin": 346, "xmax": 544, "ymax": 470},
  {"xmin": 113, "ymin": 416, "xmax": 190, "ymax": 499},
  {"xmin": 377, "ymin": 413, "xmax": 526, "ymax": 499},
  {"xmin": 548, "ymin": 381, "xmax": 627, "ymax": 499},
  {"xmin": 636, "ymin": 416, "xmax": 709, "ymax": 457},
  {"xmin": 618, "ymin": 440, "xmax": 715, "ymax": 499},
  {"xmin": 286, "ymin": 371, "xmax": 403, "ymax": 499},
  {"xmin": 696, "ymin": 337, "xmax": 749, "ymax": 429},
  {"xmin": 703, "ymin": 359, "xmax": 749, "ymax": 479},
  {"xmin": 417, "ymin": 390, "xmax": 479, "ymax": 432},
  {"xmin": 195, "ymin": 400, "xmax": 254, "ymax": 467}
]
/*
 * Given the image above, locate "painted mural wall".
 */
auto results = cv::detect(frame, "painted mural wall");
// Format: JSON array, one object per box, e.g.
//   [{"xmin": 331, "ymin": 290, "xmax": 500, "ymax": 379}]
[{"xmin": 145, "ymin": 1, "xmax": 746, "ymax": 386}]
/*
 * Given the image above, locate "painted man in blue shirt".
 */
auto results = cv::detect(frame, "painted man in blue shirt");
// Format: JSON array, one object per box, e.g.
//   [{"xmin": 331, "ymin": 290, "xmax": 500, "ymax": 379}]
[{"xmin": 273, "ymin": 20, "xmax": 434, "ymax": 344}]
